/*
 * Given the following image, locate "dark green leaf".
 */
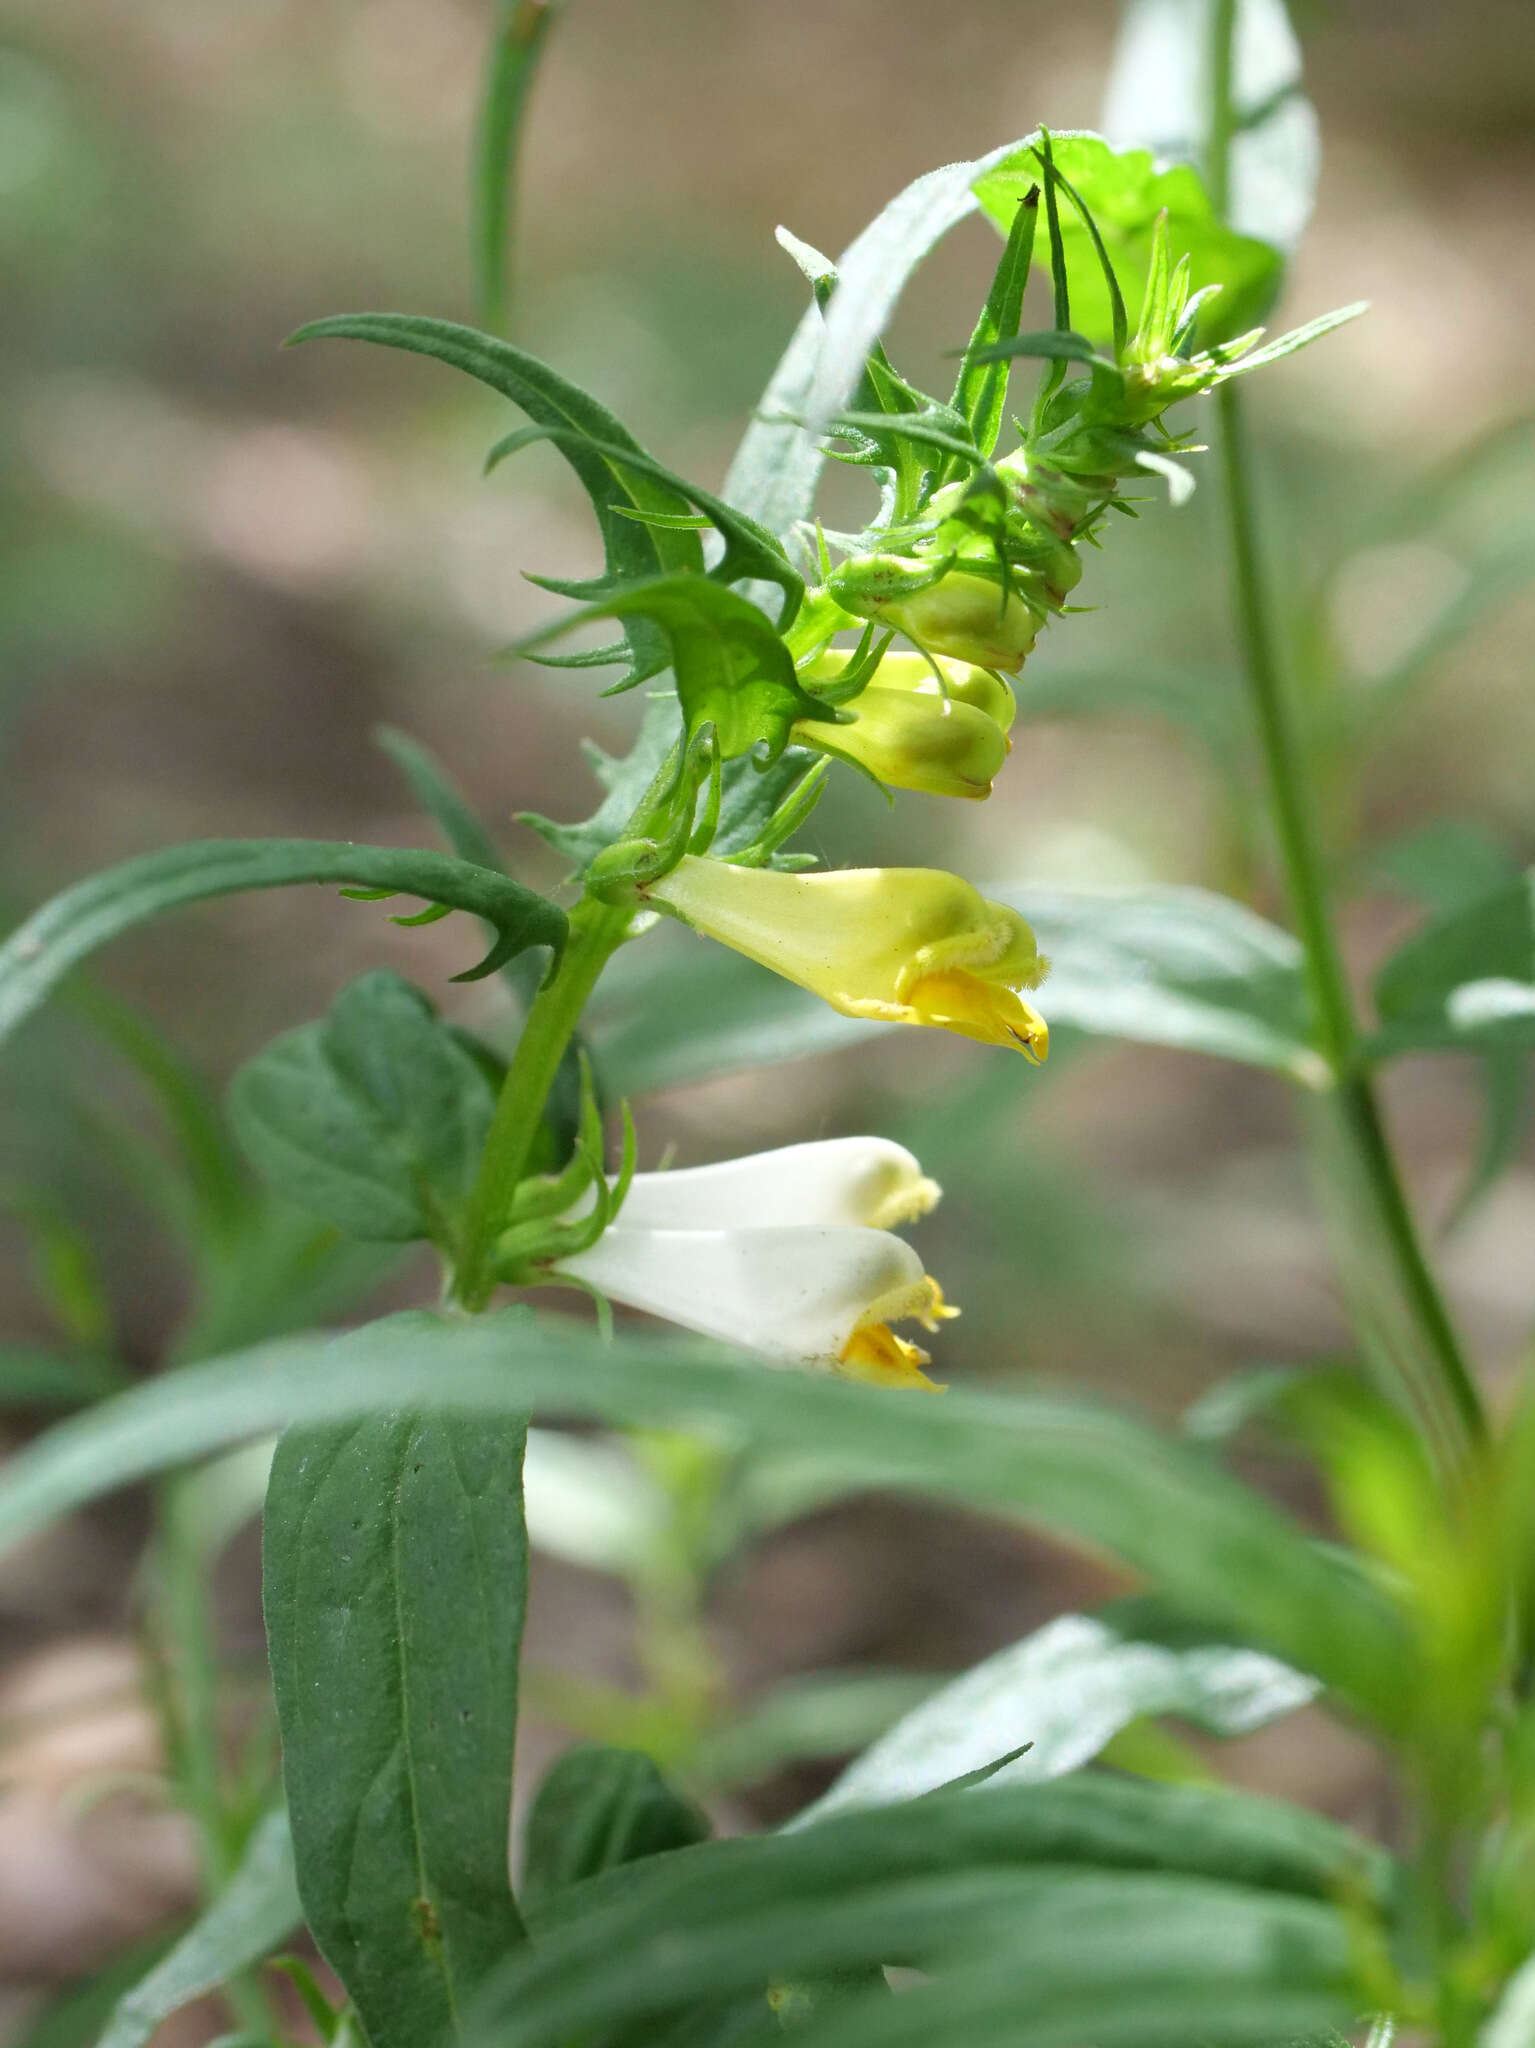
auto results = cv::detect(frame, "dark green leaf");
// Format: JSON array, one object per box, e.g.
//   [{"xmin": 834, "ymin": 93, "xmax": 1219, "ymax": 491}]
[
  {"xmin": 97, "ymin": 1805, "xmax": 299, "ymax": 2048},
  {"xmin": 1372, "ymin": 871, "xmax": 1535, "ymax": 1057},
  {"xmin": 228, "ymin": 971, "xmax": 496, "ymax": 1246},
  {"xmin": 374, "ymin": 726, "xmax": 508, "ymax": 881},
  {"xmin": 470, "ymin": 0, "xmax": 562, "ymax": 332},
  {"xmin": 494, "ymin": 1776, "xmax": 1376, "ymax": 2047},
  {"xmin": 793, "ymin": 1610, "xmax": 1317, "ymax": 1825},
  {"xmin": 264, "ymin": 1409, "xmax": 529, "ymax": 2048},
  {"xmin": 0, "ymin": 1312, "xmax": 1413, "ymax": 1724},
  {"xmin": 288, "ymin": 313, "xmax": 703, "ymax": 688},
  {"xmin": 519, "ymin": 576, "xmax": 832, "ymax": 761},
  {"xmin": 0, "ymin": 839, "xmax": 567, "ymax": 1051},
  {"xmin": 973, "ymin": 132, "xmax": 1282, "ymax": 348},
  {"xmin": 521, "ymin": 1745, "xmax": 710, "ymax": 1912},
  {"xmin": 962, "ymin": 329, "xmax": 1108, "ymax": 366}
]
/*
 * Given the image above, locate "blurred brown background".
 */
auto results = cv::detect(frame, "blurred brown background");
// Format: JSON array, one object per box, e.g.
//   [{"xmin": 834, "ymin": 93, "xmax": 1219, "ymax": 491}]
[{"xmin": 1, "ymin": 0, "xmax": 1533, "ymax": 2030}]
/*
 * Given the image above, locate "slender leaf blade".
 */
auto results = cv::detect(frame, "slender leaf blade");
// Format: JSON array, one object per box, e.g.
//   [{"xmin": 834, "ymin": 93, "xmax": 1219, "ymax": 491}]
[
  {"xmin": 97, "ymin": 1806, "xmax": 299, "ymax": 2048},
  {"xmin": 0, "ymin": 840, "xmax": 566, "ymax": 1049}
]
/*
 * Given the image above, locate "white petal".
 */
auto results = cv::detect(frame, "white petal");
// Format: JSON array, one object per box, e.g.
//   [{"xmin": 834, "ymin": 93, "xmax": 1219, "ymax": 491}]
[
  {"xmin": 615, "ymin": 1138, "xmax": 939, "ymax": 1233},
  {"xmin": 556, "ymin": 1224, "xmax": 929, "ymax": 1363}
]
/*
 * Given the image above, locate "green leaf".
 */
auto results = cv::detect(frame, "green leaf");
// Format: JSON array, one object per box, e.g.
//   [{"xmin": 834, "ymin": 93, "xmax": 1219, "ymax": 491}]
[
  {"xmin": 792, "ymin": 1611, "xmax": 1316, "ymax": 1826},
  {"xmin": 486, "ymin": 428, "xmax": 803, "ymax": 630},
  {"xmin": 1372, "ymin": 872, "xmax": 1535, "ymax": 1057},
  {"xmin": 0, "ymin": 1312, "xmax": 1413, "ymax": 1725},
  {"xmin": 6, "ymin": 1936, "xmax": 178, "ymax": 2048},
  {"xmin": 228, "ymin": 971, "xmax": 496, "ymax": 1246},
  {"xmin": 0, "ymin": 839, "xmax": 567, "ymax": 1052},
  {"xmin": 949, "ymin": 187, "xmax": 1039, "ymax": 465},
  {"xmin": 97, "ymin": 1805, "xmax": 300, "ymax": 2048},
  {"xmin": 374, "ymin": 726, "xmax": 508, "ymax": 883},
  {"xmin": 263, "ymin": 1409, "xmax": 529, "ymax": 2048},
  {"xmin": 288, "ymin": 313, "xmax": 703, "ymax": 689},
  {"xmin": 727, "ymin": 143, "xmax": 1035, "ymax": 535},
  {"xmin": 973, "ymin": 132, "xmax": 1283, "ymax": 349},
  {"xmin": 1102, "ymin": 0, "xmax": 1320, "ymax": 258},
  {"xmin": 519, "ymin": 575, "xmax": 832, "ymax": 761},
  {"xmin": 470, "ymin": 0, "xmax": 562, "ymax": 333},
  {"xmin": 521, "ymin": 1745, "xmax": 710, "ymax": 1912},
  {"xmin": 494, "ymin": 1776, "xmax": 1376, "ymax": 2047},
  {"xmin": 0, "ymin": 1343, "xmax": 124, "ymax": 1407}
]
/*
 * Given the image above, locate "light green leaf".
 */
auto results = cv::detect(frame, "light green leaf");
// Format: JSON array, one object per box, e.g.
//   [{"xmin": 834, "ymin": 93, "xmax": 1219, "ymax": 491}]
[
  {"xmin": 519, "ymin": 575, "xmax": 832, "ymax": 761},
  {"xmin": 470, "ymin": 0, "xmax": 562, "ymax": 333},
  {"xmin": 727, "ymin": 146, "xmax": 1029, "ymax": 534},
  {"xmin": 0, "ymin": 1312, "xmax": 1413, "ymax": 1724},
  {"xmin": 793, "ymin": 1611, "xmax": 1316, "ymax": 1826},
  {"xmin": 521, "ymin": 1745, "xmax": 710, "ymax": 1913},
  {"xmin": 97, "ymin": 1805, "xmax": 299, "ymax": 2048},
  {"xmin": 973, "ymin": 132, "xmax": 1282, "ymax": 348},
  {"xmin": 0, "ymin": 839, "xmax": 567, "ymax": 1051},
  {"xmin": 264, "ymin": 1409, "xmax": 529, "ymax": 2048},
  {"xmin": 1372, "ymin": 871, "xmax": 1535, "ymax": 1057},
  {"xmin": 1102, "ymin": 0, "xmax": 1320, "ymax": 257},
  {"xmin": 228, "ymin": 970, "xmax": 495, "ymax": 1246},
  {"xmin": 948, "ymin": 192, "xmax": 1040, "ymax": 463}
]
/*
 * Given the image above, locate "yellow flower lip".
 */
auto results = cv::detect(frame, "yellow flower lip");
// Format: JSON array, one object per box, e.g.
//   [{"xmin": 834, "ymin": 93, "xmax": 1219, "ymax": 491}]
[
  {"xmin": 646, "ymin": 859, "xmax": 1051, "ymax": 1062},
  {"xmin": 837, "ymin": 1276, "xmax": 958, "ymax": 1392}
]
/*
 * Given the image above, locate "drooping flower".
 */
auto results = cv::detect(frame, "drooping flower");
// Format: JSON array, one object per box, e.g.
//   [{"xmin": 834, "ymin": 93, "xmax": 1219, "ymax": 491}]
[
  {"xmin": 789, "ymin": 652, "xmax": 1016, "ymax": 800},
  {"xmin": 646, "ymin": 858, "xmax": 1050, "ymax": 1061},
  {"xmin": 555, "ymin": 1138, "xmax": 954, "ymax": 1388},
  {"xmin": 829, "ymin": 552, "xmax": 1042, "ymax": 673}
]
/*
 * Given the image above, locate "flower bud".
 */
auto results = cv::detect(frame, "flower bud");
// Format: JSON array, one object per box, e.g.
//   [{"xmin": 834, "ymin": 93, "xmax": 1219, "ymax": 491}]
[
  {"xmin": 837, "ymin": 650, "xmax": 1017, "ymax": 735},
  {"xmin": 790, "ymin": 682, "xmax": 1007, "ymax": 800},
  {"xmin": 647, "ymin": 857, "xmax": 1050, "ymax": 1060},
  {"xmin": 828, "ymin": 553, "xmax": 1040, "ymax": 673}
]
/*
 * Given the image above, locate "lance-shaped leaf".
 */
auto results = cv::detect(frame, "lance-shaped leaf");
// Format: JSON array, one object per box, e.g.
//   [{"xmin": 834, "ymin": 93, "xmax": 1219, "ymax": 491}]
[
  {"xmin": 264, "ymin": 1409, "xmax": 530, "ymax": 2048},
  {"xmin": 792, "ymin": 1610, "xmax": 1318, "ymax": 1826},
  {"xmin": 0, "ymin": 839, "xmax": 566, "ymax": 1051},
  {"xmin": 973, "ymin": 131, "xmax": 1282, "ymax": 348},
  {"xmin": 470, "ymin": 0, "xmax": 563, "ymax": 333},
  {"xmin": 486, "ymin": 426, "xmax": 803, "ymax": 629},
  {"xmin": 518, "ymin": 576, "xmax": 836, "ymax": 761},
  {"xmin": 97, "ymin": 1806, "xmax": 300, "ymax": 2048},
  {"xmin": 947, "ymin": 189, "xmax": 1039, "ymax": 472},
  {"xmin": 288, "ymin": 314, "xmax": 703, "ymax": 688},
  {"xmin": 0, "ymin": 1312, "xmax": 1414, "ymax": 1726},
  {"xmin": 228, "ymin": 971, "xmax": 497, "ymax": 1247}
]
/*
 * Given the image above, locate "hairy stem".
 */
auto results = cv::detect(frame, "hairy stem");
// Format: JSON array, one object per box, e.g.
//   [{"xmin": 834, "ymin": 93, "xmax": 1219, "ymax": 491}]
[
  {"xmin": 1207, "ymin": 1, "xmax": 1484, "ymax": 1469},
  {"xmin": 455, "ymin": 896, "xmax": 632, "ymax": 1309}
]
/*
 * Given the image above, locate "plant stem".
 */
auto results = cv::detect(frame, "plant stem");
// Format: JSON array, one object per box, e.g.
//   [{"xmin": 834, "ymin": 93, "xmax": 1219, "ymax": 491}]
[
  {"xmin": 1206, "ymin": 3, "xmax": 1484, "ymax": 1468},
  {"xmin": 455, "ymin": 896, "xmax": 632, "ymax": 1308}
]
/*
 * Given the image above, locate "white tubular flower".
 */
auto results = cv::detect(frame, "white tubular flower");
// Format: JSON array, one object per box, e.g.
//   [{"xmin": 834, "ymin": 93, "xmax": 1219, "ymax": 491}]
[
  {"xmin": 617, "ymin": 1137, "xmax": 940, "ymax": 1232},
  {"xmin": 555, "ymin": 1140, "xmax": 955, "ymax": 1391}
]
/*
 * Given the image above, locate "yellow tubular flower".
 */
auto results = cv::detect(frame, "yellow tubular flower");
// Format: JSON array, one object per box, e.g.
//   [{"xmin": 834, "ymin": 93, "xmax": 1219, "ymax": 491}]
[
  {"xmin": 790, "ymin": 684, "xmax": 1007, "ymax": 800},
  {"xmin": 647, "ymin": 858, "xmax": 1050, "ymax": 1061}
]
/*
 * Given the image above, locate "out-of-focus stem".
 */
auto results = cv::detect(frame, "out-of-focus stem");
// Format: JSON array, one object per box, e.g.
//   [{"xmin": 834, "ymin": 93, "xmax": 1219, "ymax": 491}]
[{"xmin": 1206, "ymin": 0, "xmax": 1484, "ymax": 1471}]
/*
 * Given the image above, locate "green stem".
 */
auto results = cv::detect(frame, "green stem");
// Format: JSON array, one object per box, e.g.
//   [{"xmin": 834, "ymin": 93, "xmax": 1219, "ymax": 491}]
[
  {"xmin": 455, "ymin": 896, "xmax": 632, "ymax": 1309},
  {"xmin": 1206, "ymin": 6, "xmax": 1484, "ymax": 1468}
]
